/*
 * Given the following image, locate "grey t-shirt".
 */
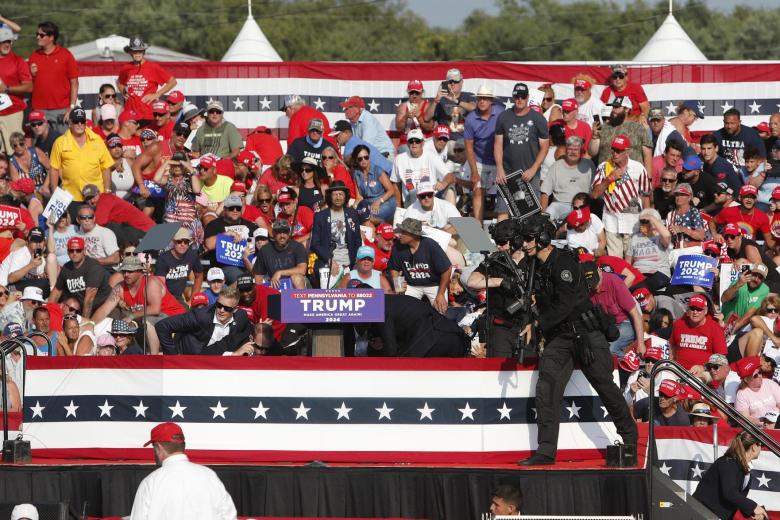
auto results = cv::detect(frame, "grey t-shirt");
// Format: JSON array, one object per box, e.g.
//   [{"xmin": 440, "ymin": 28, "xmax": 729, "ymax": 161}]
[
  {"xmin": 494, "ymin": 108, "xmax": 550, "ymax": 173},
  {"xmin": 541, "ymin": 158, "xmax": 595, "ymax": 204},
  {"xmin": 191, "ymin": 121, "xmax": 243, "ymax": 158},
  {"xmin": 627, "ymin": 234, "xmax": 672, "ymax": 276},
  {"xmin": 330, "ymin": 210, "xmax": 350, "ymax": 267}
]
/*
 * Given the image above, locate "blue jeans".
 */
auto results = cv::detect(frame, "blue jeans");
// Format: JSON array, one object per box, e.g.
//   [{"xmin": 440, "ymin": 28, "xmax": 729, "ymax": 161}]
[{"xmin": 609, "ymin": 319, "xmax": 636, "ymax": 360}]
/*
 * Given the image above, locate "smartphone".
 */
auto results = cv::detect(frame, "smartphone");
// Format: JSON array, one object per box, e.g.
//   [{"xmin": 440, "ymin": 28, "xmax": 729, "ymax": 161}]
[
  {"xmin": 592, "ymin": 114, "xmax": 601, "ymax": 124},
  {"xmin": 440, "ymin": 81, "xmax": 449, "ymax": 93},
  {"xmin": 741, "ymin": 264, "xmax": 752, "ymax": 274}
]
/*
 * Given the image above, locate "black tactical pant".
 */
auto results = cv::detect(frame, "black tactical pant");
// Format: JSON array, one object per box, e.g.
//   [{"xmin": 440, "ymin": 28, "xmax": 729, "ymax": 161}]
[
  {"xmin": 488, "ymin": 320, "xmax": 522, "ymax": 358},
  {"xmin": 534, "ymin": 330, "xmax": 637, "ymax": 459}
]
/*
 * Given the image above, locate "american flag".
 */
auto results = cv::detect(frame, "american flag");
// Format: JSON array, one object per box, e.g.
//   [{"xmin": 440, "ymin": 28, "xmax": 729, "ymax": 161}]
[
  {"xmin": 22, "ymin": 357, "xmax": 622, "ymax": 464},
  {"xmin": 655, "ymin": 425, "xmax": 780, "ymax": 515},
  {"xmin": 74, "ymin": 61, "xmax": 780, "ymax": 138}
]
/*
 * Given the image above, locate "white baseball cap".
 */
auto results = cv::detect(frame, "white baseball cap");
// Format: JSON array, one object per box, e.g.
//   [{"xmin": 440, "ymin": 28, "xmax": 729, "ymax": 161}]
[
  {"xmin": 11, "ymin": 504, "xmax": 39, "ymax": 520},
  {"xmin": 206, "ymin": 267, "xmax": 225, "ymax": 282},
  {"xmin": 21, "ymin": 286, "xmax": 45, "ymax": 303}
]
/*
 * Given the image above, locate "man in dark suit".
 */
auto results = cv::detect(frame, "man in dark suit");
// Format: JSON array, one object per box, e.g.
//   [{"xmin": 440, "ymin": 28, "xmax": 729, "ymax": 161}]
[
  {"xmin": 365, "ymin": 294, "xmax": 468, "ymax": 357},
  {"xmin": 155, "ymin": 287, "xmax": 251, "ymax": 355}
]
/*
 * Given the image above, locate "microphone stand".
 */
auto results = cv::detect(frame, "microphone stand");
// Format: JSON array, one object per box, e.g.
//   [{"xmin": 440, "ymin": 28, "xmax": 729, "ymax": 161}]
[
  {"xmin": 480, "ymin": 250, "xmax": 493, "ymax": 354},
  {"xmin": 325, "ymin": 239, "xmax": 337, "ymax": 289}
]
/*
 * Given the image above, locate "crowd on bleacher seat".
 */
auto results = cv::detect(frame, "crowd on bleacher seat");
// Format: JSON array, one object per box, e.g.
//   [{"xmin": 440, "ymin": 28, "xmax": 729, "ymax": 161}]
[{"xmin": 0, "ymin": 18, "xmax": 777, "ymax": 428}]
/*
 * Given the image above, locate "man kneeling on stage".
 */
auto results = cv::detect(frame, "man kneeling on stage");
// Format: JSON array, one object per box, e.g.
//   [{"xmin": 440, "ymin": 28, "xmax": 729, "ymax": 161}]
[{"xmin": 518, "ymin": 214, "xmax": 637, "ymax": 466}]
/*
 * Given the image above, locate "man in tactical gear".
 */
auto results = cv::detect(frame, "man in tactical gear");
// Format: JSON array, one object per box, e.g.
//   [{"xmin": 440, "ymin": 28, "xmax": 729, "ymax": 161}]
[
  {"xmin": 517, "ymin": 214, "xmax": 637, "ymax": 466},
  {"xmin": 466, "ymin": 219, "xmax": 529, "ymax": 357}
]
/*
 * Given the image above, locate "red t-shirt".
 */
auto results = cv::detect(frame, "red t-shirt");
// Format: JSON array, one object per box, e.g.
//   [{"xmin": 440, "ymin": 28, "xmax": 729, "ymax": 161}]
[
  {"xmin": 150, "ymin": 119, "xmax": 174, "ymax": 142},
  {"xmin": 245, "ymin": 131, "xmax": 284, "ymax": 167},
  {"xmin": 596, "ymin": 255, "xmax": 646, "ymax": 285},
  {"xmin": 95, "ymin": 193, "xmax": 155, "ymax": 231},
  {"xmin": 320, "ymin": 164, "xmax": 357, "ymax": 199},
  {"xmin": 121, "ymin": 136, "xmax": 142, "ymax": 158},
  {"xmin": 46, "ymin": 302, "xmax": 64, "ymax": 332},
  {"xmin": 242, "ymin": 204, "xmax": 262, "ymax": 223},
  {"xmin": 563, "ymin": 120, "xmax": 592, "ymax": 152},
  {"xmin": 365, "ymin": 239, "xmax": 391, "ymax": 271},
  {"xmin": 117, "ymin": 61, "xmax": 173, "ymax": 120},
  {"xmin": 714, "ymin": 206, "xmax": 770, "ymax": 241},
  {"xmin": 277, "ymin": 206, "xmax": 314, "ymax": 240},
  {"xmin": 599, "ymin": 82, "xmax": 647, "ymax": 117},
  {"xmin": 0, "ymin": 51, "xmax": 31, "ymax": 115},
  {"xmin": 258, "ymin": 168, "xmax": 296, "ymax": 195},
  {"xmin": 28, "ymin": 45, "xmax": 78, "ymax": 110},
  {"xmin": 287, "ymin": 106, "xmax": 331, "ymax": 147},
  {"xmin": 671, "ymin": 316, "xmax": 727, "ymax": 369}
]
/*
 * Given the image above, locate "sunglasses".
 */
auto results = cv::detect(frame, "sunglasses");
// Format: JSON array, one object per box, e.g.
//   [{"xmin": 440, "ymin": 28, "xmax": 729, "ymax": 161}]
[
  {"xmin": 63, "ymin": 313, "xmax": 79, "ymax": 321},
  {"xmin": 408, "ymin": 90, "xmax": 422, "ymax": 95},
  {"xmin": 257, "ymin": 198, "xmax": 272, "ymax": 204},
  {"xmin": 67, "ymin": 305, "xmax": 80, "ymax": 313},
  {"xmin": 36, "ymin": 32, "xmax": 51, "ymax": 38},
  {"xmin": 225, "ymin": 206, "xmax": 242, "ymax": 211},
  {"xmin": 174, "ymin": 239, "xmax": 190, "ymax": 245},
  {"xmin": 322, "ymin": 155, "xmax": 336, "ymax": 160},
  {"xmin": 153, "ymin": 112, "xmax": 167, "ymax": 117},
  {"xmin": 302, "ymin": 167, "xmax": 314, "ymax": 173},
  {"xmin": 572, "ymin": 204, "xmax": 587, "ymax": 210},
  {"xmin": 71, "ymin": 120, "xmax": 87, "ymax": 125},
  {"xmin": 0, "ymin": 290, "xmax": 8, "ymax": 297},
  {"xmin": 639, "ymin": 219, "xmax": 649, "ymax": 225},
  {"xmin": 357, "ymin": 155, "xmax": 370, "ymax": 161},
  {"xmin": 207, "ymin": 109, "xmax": 223, "ymax": 114},
  {"xmin": 661, "ymin": 178, "xmax": 676, "ymax": 183},
  {"xmin": 108, "ymin": 143, "xmax": 123, "ymax": 149},
  {"xmin": 417, "ymin": 193, "xmax": 434, "ymax": 199},
  {"xmin": 408, "ymin": 139, "xmax": 422, "ymax": 145},
  {"xmin": 611, "ymin": 148, "xmax": 626, "ymax": 154},
  {"xmin": 124, "ymin": 251, "xmax": 137, "ymax": 257},
  {"xmin": 766, "ymin": 307, "xmax": 778, "ymax": 313},
  {"xmin": 688, "ymin": 307, "xmax": 705, "ymax": 312},
  {"xmin": 174, "ymin": 130, "xmax": 190, "ymax": 137},
  {"xmin": 77, "ymin": 215, "xmax": 94, "ymax": 220},
  {"xmin": 142, "ymin": 137, "xmax": 156, "ymax": 143},
  {"xmin": 103, "ymin": 93, "xmax": 117, "ymax": 99},
  {"xmin": 543, "ymin": 97, "xmax": 554, "ymax": 102},
  {"xmin": 495, "ymin": 239, "xmax": 509, "ymax": 246},
  {"xmin": 454, "ymin": 147, "xmax": 465, "ymax": 153},
  {"xmin": 612, "ymin": 72, "xmax": 626, "ymax": 79},
  {"xmin": 216, "ymin": 302, "xmax": 236, "ymax": 313},
  {"xmin": 30, "ymin": 121, "xmax": 44, "ymax": 128},
  {"xmin": 436, "ymin": 137, "xmax": 449, "ymax": 141},
  {"xmin": 704, "ymin": 252, "xmax": 719, "ymax": 258},
  {"xmin": 67, "ymin": 248, "xmax": 83, "ymax": 253}
]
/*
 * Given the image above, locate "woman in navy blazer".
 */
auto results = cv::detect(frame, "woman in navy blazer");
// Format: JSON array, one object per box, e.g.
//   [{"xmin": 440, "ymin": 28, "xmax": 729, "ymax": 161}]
[{"xmin": 692, "ymin": 431, "xmax": 767, "ymax": 520}]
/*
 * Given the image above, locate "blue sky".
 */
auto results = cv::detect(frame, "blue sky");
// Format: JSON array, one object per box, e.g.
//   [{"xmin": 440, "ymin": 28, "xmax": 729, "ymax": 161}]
[{"xmin": 406, "ymin": 0, "xmax": 779, "ymax": 28}]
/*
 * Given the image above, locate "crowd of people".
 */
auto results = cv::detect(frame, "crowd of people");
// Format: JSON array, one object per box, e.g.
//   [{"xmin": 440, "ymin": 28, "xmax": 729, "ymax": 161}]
[{"xmin": 0, "ymin": 18, "xmax": 777, "ymax": 435}]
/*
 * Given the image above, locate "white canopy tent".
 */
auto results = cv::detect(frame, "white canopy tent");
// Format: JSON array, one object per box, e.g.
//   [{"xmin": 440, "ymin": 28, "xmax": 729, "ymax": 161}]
[
  {"xmin": 633, "ymin": 2, "xmax": 707, "ymax": 63},
  {"xmin": 222, "ymin": 0, "xmax": 283, "ymax": 62},
  {"xmin": 68, "ymin": 35, "xmax": 204, "ymax": 62}
]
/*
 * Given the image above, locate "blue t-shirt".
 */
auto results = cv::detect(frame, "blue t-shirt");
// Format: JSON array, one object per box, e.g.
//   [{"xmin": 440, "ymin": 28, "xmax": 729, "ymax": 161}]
[
  {"xmin": 463, "ymin": 104, "xmax": 503, "ymax": 165},
  {"xmin": 714, "ymin": 125, "xmax": 766, "ymax": 170},
  {"xmin": 703, "ymin": 155, "xmax": 742, "ymax": 192},
  {"xmin": 388, "ymin": 237, "xmax": 451, "ymax": 287}
]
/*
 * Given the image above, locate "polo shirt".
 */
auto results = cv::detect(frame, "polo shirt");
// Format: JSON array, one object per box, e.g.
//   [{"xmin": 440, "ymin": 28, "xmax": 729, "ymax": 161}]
[
  {"xmin": 599, "ymin": 82, "xmax": 648, "ymax": 117},
  {"xmin": 590, "ymin": 271, "xmax": 636, "ymax": 325},
  {"xmin": 0, "ymin": 51, "xmax": 31, "ymax": 115},
  {"xmin": 28, "ymin": 45, "xmax": 78, "ymax": 110},
  {"xmin": 463, "ymin": 104, "xmax": 502, "ymax": 165},
  {"xmin": 50, "ymin": 128, "xmax": 114, "ymax": 201},
  {"xmin": 354, "ymin": 110, "xmax": 393, "ymax": 156}
]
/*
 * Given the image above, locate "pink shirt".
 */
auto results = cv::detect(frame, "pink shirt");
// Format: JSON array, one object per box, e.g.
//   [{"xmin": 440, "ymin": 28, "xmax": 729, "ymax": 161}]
[
  {"xmin": 735, "ymin": 379, "xmax": 780, "ymax": 420},
  {"xmin": 590, "ymin": 272, "xmax": 636, "ymax": 325},
  {"xmin": 651, "ymin": 155, "xmax": 682, "ymax": 189}
]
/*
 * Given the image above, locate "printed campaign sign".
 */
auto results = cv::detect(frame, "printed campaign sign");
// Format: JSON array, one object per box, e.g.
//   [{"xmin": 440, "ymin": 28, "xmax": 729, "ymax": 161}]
[
  {"xmin": 670, "ymin": 254, "xmax": 718, "ymax": 288},
  {"xmin": 43, "ymin": 187, "xmax": 73, "ymax": 224},
  {"xmin": 215, "ymin": 233, "xmax": 246, "ymax": 267},
  {"xmin": 131, "ymin": 180, "xmax": 165, "ymax": 199},
  {"xmin": 719, "ymin": 263, "xmax": 739, "ymax": 301},
  {"xmin": 0, "ymin": 205, "xmax": 21, "ymax": 231},
  {"xmin": 280, "ymin": 289, "xmax": 385, "ymax": 323}
]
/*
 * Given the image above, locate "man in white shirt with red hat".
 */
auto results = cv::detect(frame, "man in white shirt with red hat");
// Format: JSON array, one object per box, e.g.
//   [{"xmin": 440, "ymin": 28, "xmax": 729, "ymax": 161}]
[{"xmin": 131, "ymin": 422, "xmax": 237, "ymax": 520}]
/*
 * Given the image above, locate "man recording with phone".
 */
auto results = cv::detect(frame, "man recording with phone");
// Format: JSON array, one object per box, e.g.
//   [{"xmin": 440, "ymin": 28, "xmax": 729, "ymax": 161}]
[
  {"xmin": 516, "ymin": 214, "xmax": 636, "ymax": 466},
  {"xmin": 466, "ymin": 219, "xmax": 529, "ymax": 358},
  {"xmin": 424, "ymin": 68, "xmax": 475, "ymax": 139}
]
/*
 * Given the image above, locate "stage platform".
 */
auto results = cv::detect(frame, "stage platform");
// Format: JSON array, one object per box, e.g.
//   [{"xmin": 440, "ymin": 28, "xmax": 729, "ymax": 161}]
[{"xmin": 0, "ymin": 459, "xmax": 649, "ymax": 519}]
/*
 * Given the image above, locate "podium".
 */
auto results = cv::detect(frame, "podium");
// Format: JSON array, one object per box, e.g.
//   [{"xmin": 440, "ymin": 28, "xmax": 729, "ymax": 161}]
[{"xmin": 268, "ymin": 289, "xmax": 385, "ymax": 357}]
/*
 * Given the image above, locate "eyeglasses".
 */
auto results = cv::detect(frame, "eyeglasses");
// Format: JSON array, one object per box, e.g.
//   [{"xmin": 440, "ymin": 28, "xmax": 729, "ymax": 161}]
[
  {"xmin": 257, "ymin": 198, "xmax": 272, "ymax": 204},
  {"xmin": 417, "ymin": 193, "xmax": 434, "ymax": 199},
  {"xmin": 103, "ymin": 93, "xmax": 117, "ymax": 99},
  {"xmin": 661, "ymin": 178, "xmax": 676, "ymax": 183},
  {"xmin": 30, "ymin": 121, "xmax": 44, "ymax": 128},
  {"xmin": 612, "ymin": 72, "xmax": 626, "ymax": 79},
  {"xmin": 357, "ymin": 155, "xmax": 370, "ymax": 162},
  {"xmin": 408, "ymin": 139, "xmax": 422, "ymax": 145},
  {"xmin": 174, "ymin": 239, "xmax": 190, "ymax": 245},
  {"xmin": 77, "ymin": 215, "xmax": 94, "ymax": 220},
  {"xmin": 207, "ymin": 109, "xmax": 222, "ymax": 115},
  {"xmin": 36, "ymin": 32, "xmax": 51, "ymax": 38},
  {"xmin": 67, "ymin": 248, "xmax": 83, "ymax": 253},
  {"xmin": 216, "ymin": 302, "xmax": 236, "ymax": 313}
]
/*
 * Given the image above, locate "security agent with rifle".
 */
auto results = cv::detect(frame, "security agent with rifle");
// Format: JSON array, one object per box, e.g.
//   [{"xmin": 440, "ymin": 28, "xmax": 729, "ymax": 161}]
[
  {"xmin": 466, "ymin": 219, "xmax": 533, "ymax": 358},
  {"xmin": 517, "ymin": 213, "xmax": 637, "ymax": 466}
]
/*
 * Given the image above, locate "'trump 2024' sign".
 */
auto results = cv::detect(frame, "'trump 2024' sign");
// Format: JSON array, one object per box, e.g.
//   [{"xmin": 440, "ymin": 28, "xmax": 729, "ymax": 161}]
[{"xmin": 280, "ymin": 289, "xmax": 385, "ymax": 323}]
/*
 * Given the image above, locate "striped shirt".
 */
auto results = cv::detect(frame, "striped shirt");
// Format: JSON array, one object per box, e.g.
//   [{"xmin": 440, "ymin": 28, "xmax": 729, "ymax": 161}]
[{"xmin": 592, "ymin": 158, "xmax": 651, "ymax": 234}]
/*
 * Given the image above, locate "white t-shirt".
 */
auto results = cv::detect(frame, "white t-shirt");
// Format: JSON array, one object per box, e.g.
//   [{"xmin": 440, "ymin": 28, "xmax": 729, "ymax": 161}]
[
  {"xmin": 391, "ymin": 150, "xmax": 450, "ymax": 206},
  {"xmin": 565, "ymin": 214, "xmax": 604, "ymax": 253},
  {"xmin": 576, "ymin": 95, "xmax": 605, "ymax": 125},
  {"xmin": 403, "ymin": 198, "xmax": 460, "ymax": 230},
  {"xmin": 0, "ymin": 246, "xmax": 45, "ymax": 286},
  {"xmin": 423, "ymin": 139, "xmax": 448, "ymax": 164},
  {"xmin": 78, "ymin": 225, "xmax": 119, "ymax": 260}
]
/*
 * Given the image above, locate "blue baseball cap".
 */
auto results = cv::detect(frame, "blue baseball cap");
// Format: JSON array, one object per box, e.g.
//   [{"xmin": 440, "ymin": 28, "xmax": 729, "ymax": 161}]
[
  {"xmin": 681, "ymin": 100, "xmax": 704, "ymax": 119},
  {"xmin": 356, "ymin": 245, "xmax": 375, "ymax": 261},
  {"xmin": 355, "ymin": 200, "xmax": 372, "ymax": 223},
  {"xmin": 682, "ymin": 155, "xmax": 703, "ymax": 171}
]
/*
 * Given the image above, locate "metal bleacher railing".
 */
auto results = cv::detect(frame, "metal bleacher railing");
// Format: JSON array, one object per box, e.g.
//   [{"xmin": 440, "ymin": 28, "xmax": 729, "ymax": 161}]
[{"xmin": 647, "ymin": 359, "xmax": 780, "ymax": 516}]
